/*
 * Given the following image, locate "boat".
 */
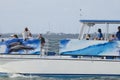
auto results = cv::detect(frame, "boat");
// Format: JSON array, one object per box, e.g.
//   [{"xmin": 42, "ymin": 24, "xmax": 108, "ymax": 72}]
[{"xmin": 1, "ymin": 20, "xmax": 120, "ymax": 77}]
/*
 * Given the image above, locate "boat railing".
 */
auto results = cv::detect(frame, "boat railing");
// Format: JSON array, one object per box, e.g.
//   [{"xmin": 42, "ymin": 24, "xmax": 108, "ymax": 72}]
[
  {"xmin": 40, "ymin": 38, "xmax": 57, "ymax": 56},
  {"xmin": 64, "ymin": 54, "xmax": 120, "ymax": 61}
]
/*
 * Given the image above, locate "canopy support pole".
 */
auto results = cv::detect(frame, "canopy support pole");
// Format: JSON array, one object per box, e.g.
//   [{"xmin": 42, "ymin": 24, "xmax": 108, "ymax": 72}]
[
  {"xmin": 78, "ymin": 23, "xmax": 85, "ymax": 40},
  {"xmin": 105, "ymin": 23, "xmax": 109, "ymax": 40}
]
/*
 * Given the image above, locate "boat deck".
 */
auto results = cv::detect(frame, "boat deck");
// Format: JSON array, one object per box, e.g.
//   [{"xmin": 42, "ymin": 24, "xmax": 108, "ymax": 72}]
[{"xmin": 0, "ymin": 54, "xmax": 120, "ymax": 62}]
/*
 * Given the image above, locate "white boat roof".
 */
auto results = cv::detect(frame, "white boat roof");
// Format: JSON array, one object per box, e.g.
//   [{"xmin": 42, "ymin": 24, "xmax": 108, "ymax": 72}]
[{"xmin": 80, "ymin": 20, "xmax": 120, "ymax": 24}]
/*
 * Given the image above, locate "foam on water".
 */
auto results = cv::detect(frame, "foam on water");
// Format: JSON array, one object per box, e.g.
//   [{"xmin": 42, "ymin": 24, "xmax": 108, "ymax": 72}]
[
  {"xmin": 2, "ymin": 72, "xmax": 119, "ymax": 80},
  {"xmin": 7, "ymin": 73, "xmax": 63, "ymax": 80},
  {"xmin": 6, "ymin": 76, "xmax": 120, "ymax": 80},
  {"xmin": 8, "ymin": 73, "xmax": 28, "ymax": 78}
]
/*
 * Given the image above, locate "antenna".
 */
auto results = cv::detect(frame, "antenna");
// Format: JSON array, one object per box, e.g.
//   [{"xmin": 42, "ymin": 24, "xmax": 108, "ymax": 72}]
[{"xmin": 80, "ymin": 9, "xmax": 82, "ymax": 17}]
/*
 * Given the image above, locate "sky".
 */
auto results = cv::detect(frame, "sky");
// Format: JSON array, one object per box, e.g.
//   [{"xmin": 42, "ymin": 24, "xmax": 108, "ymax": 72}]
[{"xmin": 0, "ymin": 0, "xmax": 120, "ymax": 34}]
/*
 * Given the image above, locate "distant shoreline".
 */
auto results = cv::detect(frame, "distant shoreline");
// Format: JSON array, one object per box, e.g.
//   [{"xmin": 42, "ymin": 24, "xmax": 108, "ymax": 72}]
[{"xmin": 0, "ymin": 33, "xmax": 79, "ymax": 39}]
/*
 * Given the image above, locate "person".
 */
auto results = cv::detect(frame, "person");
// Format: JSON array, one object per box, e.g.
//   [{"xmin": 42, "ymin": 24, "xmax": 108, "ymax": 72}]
[
  {"xmin": 1, "ymin": 39, "xmax": 4, "ymax": 42},
  {"xmin": 22, "ymin": 27, "xmax": 32, "ymax": 41},
  {"xmin": 97, "ymin": 28, "xmax": 103, "ymax": 40},
  {"xmin": 0, "ymin": 34, "xmax": 2, "ymax": 42},
  {"xmin": 38, "ymin": 34, "xmax": 45, "ymax": 53},
  {"xmin": 0, "ymin": 34, "xmax": 5, "ymax": 42},
  {"xmin": 11, "ymin": 34, "xmax": 18, "ymax": 38},
  {"xmin": 116, "ymin": 26, "xmax": 120, "ymax": 40},
  {"xmin": 85, "ymin": 34, "xmax": 91, "ymax": 40},
  {"xmin": 109, "ymin": 34, "xmax": 117, "ymax": 41}
]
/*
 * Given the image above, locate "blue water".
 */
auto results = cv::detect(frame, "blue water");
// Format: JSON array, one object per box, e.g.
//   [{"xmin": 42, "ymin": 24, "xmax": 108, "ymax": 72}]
[{"xmin": 1, "ymin": 34, "xmax": 120, "ymax": 79}]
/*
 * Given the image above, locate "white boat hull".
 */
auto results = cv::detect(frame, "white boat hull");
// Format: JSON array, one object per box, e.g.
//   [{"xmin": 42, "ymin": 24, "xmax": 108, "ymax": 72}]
[{"xmin": 0, "ymin": 55, "xmax": 120, "ymax": 76}]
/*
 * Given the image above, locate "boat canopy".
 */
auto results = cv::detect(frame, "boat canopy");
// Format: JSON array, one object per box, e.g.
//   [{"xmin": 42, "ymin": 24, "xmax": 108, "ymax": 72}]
[
  {"xmin": 78, "ymin": 20, "xmax": 120, "ymax": 40},
  {"xmin": 80, "ymin": 20, "xmax": 120, "ymax": 24}
]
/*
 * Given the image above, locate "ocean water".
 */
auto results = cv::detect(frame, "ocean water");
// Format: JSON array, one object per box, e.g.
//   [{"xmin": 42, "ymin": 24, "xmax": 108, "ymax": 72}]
[
  {"xmin": 0, "ymin": 34, "xmax": 120, "ymax": 80},
  {"xmin": 1, "ymin": 74, "xmax": 120, "ymax": 80}
]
